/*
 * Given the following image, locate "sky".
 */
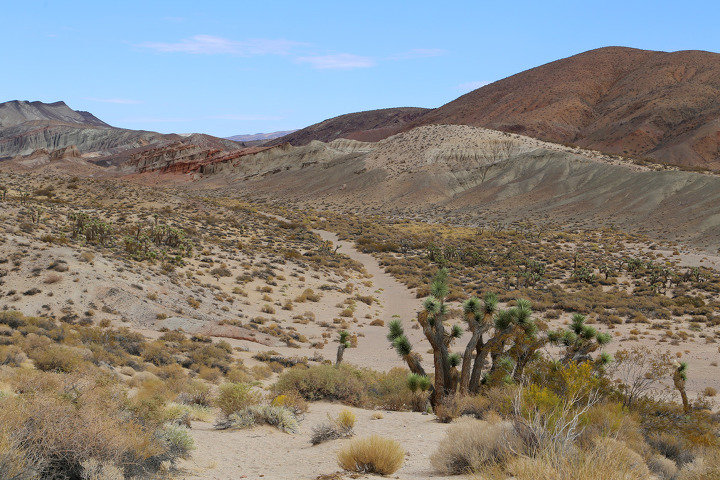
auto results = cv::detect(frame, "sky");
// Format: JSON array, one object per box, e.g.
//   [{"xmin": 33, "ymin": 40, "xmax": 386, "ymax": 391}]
[{"xmin": 3, "ymin": 0, "xmax": 719, "ymax": 137}]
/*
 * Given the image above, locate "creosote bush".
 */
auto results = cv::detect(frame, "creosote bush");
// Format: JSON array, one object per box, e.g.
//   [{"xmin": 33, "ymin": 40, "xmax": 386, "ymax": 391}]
[
  {"xmin": 337, "ymin": 435, "xmax": 405, "ymax": 475},
  {"xmin": 216, "ymin": 382, "xmax": 262, "ymax": 416},
  {"xmin": 274, "ymin": 364, "xmax": 412, "ymax": 409}
]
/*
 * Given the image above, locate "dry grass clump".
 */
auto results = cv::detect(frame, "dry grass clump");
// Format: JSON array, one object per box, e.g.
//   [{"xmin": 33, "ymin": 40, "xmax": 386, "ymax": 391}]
[
  {"xmin": 508, "ymin": 438, "xmax": 652, "ymax": 480},
  {"xmin": 337, "ymin": 408, "xmax": 356, "ymax": 430},
  {"xmin": 431, "ymin": 417, "xmax": 523, "ymax": 474},
  {"xmin": 337, "ymin": 435, "xmax": 404, "ymax": 475}
]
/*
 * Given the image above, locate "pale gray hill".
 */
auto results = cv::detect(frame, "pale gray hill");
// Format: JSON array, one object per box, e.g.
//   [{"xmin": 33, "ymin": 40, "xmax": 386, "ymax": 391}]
[
  {"xmin": 0, "ymin": 100, "xmax": 109, "ymax": 128},
  {"xmin": 190, "ymin": 124, "xmax": 720, "ymax": 252}
]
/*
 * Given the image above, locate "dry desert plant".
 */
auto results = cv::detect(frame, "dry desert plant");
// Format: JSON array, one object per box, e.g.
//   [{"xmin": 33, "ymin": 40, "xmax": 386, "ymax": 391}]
[
  {"xmin": 337, "ymin": 435, "xmax": 404, "ymax": 475},
  {"xmin": 431, "ymin": 417, "xmax": 523, "ymax": 474},
  {"xmin": 508, "ymin": 437, "xmax": 652, "ymax": 480}
]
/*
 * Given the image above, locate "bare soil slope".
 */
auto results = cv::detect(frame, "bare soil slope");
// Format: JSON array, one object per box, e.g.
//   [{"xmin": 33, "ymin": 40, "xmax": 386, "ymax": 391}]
[{"xmin": 195, "ymin": 124, "xmax": 720, "ymax": 253}]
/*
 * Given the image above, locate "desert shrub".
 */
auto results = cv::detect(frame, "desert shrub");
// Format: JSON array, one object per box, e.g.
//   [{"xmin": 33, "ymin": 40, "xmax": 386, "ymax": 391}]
[
  {"xmin": 177, "ymin": 379, "xmax": 212, "ymax": 407},
  {"xmin": 311, "ymin": 422, "xmax": 346, "ymax": 445},
  {"xmin": 647, "ymin": 454, "xmax": 679, "ymax": 479},
  {"xmin": 186, "ymin": 342, "xmax": 232, "ymax": 372},
  {"xmin": 295, "ymin": 288, "xmax": 320, "ymax": 302},
  {"xmin": 270, "ymin": 390, "xmax": 308, "ymax": 415},
  {"xmin": 160, "ymin": 423, "xmax": 195, "ymax": 459},
  {"xmin": 0, "ymin": 371, "xmax": 187, "ymax": 479},
  {"xmin": 431, "ymin": 417, "xmax": 524, "ymax": 474},
  {"xmin": 337, "ymin": 408, "xmax": 356, "ymax": 430},
  {"xmin": 44, "ymin": 273, "xmax": 62, "ymax": 284},
  {"xmin": 311, "ymin": 409, "xmax": 355, "ymax": 445},
  {"xmin": 216, "ymin": 382, "xmax": 262, "ymax": 416},
  {"xmin": 676, "ymin": 450, "xmax": 720, "ymax": 479},
  {"xmin": 337, "ymin": 435, "xmax": 404, "ymax": 475},
  {"xmin": 509, "ymin": 437, "xmax": 652, "ymax": 479},
  {"xmin": 80, "ymin": 458, "xmax": 124, "ymax": 480},
  {"xmin": 435, "ymin": 394, "xmax": 491, "ymax": 423},
  {"xmin": 0, "ymin": 345, "xmax": 28, "ymax": 367},
  {"xmin": 141, "ymin": 341, "xmax": 174, "ymax": 366},
  {"xmin": 29, "ymin": 345, "xmax": 85, "ymax": 372},
  {"xmin": 215, "ymin": 405, "xmax": 298, "ymax": 433},
  {"xmin": 578, "ymin": 402, "xmax": 647, "ymax": 456},
  {"xmin": 274, "ymin": 363, "xmax": 367, "ymax": 405}
]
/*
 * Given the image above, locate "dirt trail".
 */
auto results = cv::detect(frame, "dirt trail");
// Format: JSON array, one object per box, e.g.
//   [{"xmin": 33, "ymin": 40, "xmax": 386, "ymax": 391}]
[{"xmin": 311, "ymin": 229, "xmax": 427, "ymax": 370}]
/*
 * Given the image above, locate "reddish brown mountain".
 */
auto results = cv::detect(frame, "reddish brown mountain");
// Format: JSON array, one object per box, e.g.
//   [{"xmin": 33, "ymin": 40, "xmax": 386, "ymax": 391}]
[
  {"xmin": 272, "ymin": 47, "xmax": 720, "ymax": 170},
  {"xmin": 266, "ymin": 107, "xmax": 430, "ymax": 146},
  {"xmin": 410, "ymin": 47, "xmax": 720, "ymax": 169}
]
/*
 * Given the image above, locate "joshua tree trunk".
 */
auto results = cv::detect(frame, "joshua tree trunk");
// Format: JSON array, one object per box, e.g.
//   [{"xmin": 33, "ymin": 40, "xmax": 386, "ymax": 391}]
[{"xmin": 336, "ymin": 343, "xmax": 346, "ymax": 366}]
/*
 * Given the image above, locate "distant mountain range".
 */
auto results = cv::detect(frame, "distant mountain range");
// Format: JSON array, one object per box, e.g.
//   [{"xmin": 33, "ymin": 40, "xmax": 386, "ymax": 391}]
[
  {"xmin": 0, "ymin": 100, "xmax": 244, "ymax": 168},
  {"xmin": 225, "ymin": 131, "xmax": 297, "ymax": 142},
  {"xmin": 3, "ymin": 46, "xmax": 720, "ymax": 172}
]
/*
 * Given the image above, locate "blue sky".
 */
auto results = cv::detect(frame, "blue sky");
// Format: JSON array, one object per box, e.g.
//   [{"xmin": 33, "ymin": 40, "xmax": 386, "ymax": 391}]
[{"xmin": 3, "ymin": 0, "xmax": 718, "ymax": 137}]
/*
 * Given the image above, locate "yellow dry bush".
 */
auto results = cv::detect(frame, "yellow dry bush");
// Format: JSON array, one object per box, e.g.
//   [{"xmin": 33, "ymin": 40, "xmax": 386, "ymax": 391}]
[
  {"xmin": 337, "ymin": 409, "xmax": 356, "ymax": 430},
  {"xmin": 337, "ymin": 435, "xmax": 404, "ymax": 475}
]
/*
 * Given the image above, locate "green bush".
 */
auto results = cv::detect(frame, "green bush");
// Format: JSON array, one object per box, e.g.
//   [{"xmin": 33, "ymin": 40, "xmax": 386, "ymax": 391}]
[{"xmin": 216, "ymin": 382, "xmax": 262, "ymax": 416}]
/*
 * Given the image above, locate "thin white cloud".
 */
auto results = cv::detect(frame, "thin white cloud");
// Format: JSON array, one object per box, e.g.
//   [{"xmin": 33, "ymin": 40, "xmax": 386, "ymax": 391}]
[
  {"xmin": 211, "ymin": 114, "xmax": 284, "ymax": 121},
  {"xmin": 389, "ymin": 48, "xmax": 446, "ymax": 60},
  {"xmin": 457, "ymin": 81, "xmax": 490, "ymax": 93},
  {"xmin": 122, "ymin": 114, "xmax": 283, "ymax": 123},
  {"xmin": 122, "ymin": 117, "xmax": 193, "ymax": 123},
  {"xmin": 295, "ymin": 53, "xmax": 375, "ymax": 70},
  {"xmin": 137, "ymin": 35, "xmax": 302, "ymax": 56},
  {"xmin": 85, "ymin": 97, "xmax": 143, "ymax": 105}
]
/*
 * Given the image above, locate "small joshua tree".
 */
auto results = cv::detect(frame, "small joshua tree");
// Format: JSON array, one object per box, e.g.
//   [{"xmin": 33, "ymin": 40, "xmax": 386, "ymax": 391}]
[
  {"xmin": 407, "ymin": 373, "xmax": 432, "ymax": 411},
  {"xmin": 336, "ymin": 330, "xmax": 351, "ymax": 366},
  {"xmin": 673, "ymin": 361, "xmax": 690, "ymax": 413},
  {"xmin": 548, "ymin": 314, "xmax": 612, "ymax": 365}
]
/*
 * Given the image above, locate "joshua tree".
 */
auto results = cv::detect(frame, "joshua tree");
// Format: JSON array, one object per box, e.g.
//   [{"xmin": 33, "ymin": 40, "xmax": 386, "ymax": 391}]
[
  {"xmin": 387, "ymin": 269, "xmax": 611, "ymax": 411},
  {"xmin": 407, "ymin": 373, "xmax": 432, "ymax": 411},
  {"xmin": 458, "ymin": 292, "xmax": 497, "ymax": 394},
  {"xmin": 548, "ymin": 314, "xmax": 612, "ymax": 365},
  {"xmin": 387, "ymin": 319, "xmax": 426, "ymax": 376},
  {"xmin": 673, "ymin": 361, "xmax": 690, "ymax": 413},
  {"xmin": 336, "ymin": 330, "xmax": 351, "ymax": 366}
]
